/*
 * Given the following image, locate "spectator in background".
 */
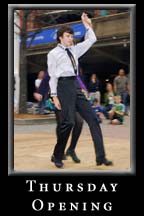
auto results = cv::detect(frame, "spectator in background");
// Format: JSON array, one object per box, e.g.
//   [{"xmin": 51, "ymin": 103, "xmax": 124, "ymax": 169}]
[
  {"xmin": 34, "ymin": 70, "xmax": 46, "ymax": 114},
  {"xmin": 100, "ymin": 10, "xmax": 108, "ymax": 16},
  {"xmin": 102, "ymin": 83, "xmax": 116, "ymax": 119},
  {"xmin": 108, "ymin": 10, "xmax": 118, "ymax": 15},
  {"xmin": 94, "ymin": 10, "xmax": 108, "ymax": 17},
  {"xmin": 35, "ymin": 71, "xmax": 49, "ymax": 100},
  {"xmin": 109, "ymin": 95, "xmax": 125, "ymax": 125},
  {"xmin": 35, "ymin": 70, "xmax": 45, "ymax": 90},
  {"xmin": 94, "ymin": 9, "xmax": 122, "ymax": 17},
  {"xmin": 92, "ymin": 98, "xmax": 103, "ymax": 123},
  {"xmin": 88, "ymin": 73, "xmax": 101, "ymax": 105},
  {"xmin": 113, "ymin": 68, "xmax": 130, "ymax": 115}
]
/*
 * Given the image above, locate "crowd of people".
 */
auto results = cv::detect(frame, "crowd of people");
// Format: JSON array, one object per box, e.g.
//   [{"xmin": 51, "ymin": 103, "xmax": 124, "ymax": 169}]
[
  {"xmin": 33, "ymin": 67, "xmax": 130, "ymax": 125},
  {"xmin": 93, "ymin": 9, "xmax": 128, "ymax": 17}
]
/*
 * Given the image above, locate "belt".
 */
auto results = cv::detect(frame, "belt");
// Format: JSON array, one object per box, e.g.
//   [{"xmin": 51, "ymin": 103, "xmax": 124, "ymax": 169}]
[{"xmin": 59, "ymin": 76, "xmax": 76, "ymax": 81}]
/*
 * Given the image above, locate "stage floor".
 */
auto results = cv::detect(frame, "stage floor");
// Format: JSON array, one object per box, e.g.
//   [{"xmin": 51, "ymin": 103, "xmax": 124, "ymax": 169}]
[{"xmin": 13, "ymin": 116, "xmax": 131, "ymax": 173}]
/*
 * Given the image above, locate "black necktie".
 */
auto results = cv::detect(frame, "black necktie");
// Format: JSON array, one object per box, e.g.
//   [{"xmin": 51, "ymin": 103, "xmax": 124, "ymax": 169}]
[{"xmin": 65, "ymin": 48, "xmax": 77, "ymax": 75}]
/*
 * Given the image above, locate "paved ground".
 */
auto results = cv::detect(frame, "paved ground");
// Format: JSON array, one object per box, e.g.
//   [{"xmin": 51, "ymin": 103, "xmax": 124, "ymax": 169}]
[{"xmin": 13, "ymin": 115, "xmax": 132, "ymax": 173}]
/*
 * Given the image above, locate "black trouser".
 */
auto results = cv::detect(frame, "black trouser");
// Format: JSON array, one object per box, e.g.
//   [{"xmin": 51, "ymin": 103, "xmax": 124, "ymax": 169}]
[
  {"xmin": 53, "ymin": 77, "xmax": 106, "ymax": 162},
  {"xmin": 55, "ymin": 111, "xmax": 83, "ymax": 152}
]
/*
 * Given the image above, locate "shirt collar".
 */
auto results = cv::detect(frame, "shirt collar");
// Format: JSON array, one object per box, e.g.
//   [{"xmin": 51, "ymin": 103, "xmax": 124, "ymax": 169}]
[{"xmin": 58, "ymin": 43, "xmax": 72, "ymax": 50}]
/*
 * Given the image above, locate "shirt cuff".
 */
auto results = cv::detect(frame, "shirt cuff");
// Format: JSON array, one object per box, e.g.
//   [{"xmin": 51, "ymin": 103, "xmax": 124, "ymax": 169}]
[{"xmin": 51, "ymin": 93, "xmax": 57, "ymax": 97}]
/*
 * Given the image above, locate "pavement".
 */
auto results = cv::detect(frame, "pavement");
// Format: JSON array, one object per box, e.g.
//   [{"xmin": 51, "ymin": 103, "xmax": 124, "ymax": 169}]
[
  {"xmin": 12, "ymin": 115, "xmax": 132, "ymax": 173},
  {"xmin": 14, "ymin": 113, "xmax": 56, "ymax": 125}
]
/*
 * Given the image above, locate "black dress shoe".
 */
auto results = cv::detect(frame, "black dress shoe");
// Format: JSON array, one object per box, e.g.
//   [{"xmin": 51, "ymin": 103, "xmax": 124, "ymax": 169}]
[
  {"xmin": 51, "ymin": 155, "xmax": 64, "ymax": 168},
  {"xmin": 96, "ymin": 158, "xmax": 113, "ymax": 166},
  {"xmin": 66, "ymin": 150, "xmax": 81, "ymax": 163}
]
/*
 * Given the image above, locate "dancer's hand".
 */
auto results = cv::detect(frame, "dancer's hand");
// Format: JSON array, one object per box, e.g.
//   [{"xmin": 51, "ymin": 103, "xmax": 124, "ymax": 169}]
[
  {"xmin": 52, "ymin": 96, "xmax": 61, "ymax": 110},
  {"xmin": 81, "ymin": 12, "xmax": 92, "ymax": 28}
]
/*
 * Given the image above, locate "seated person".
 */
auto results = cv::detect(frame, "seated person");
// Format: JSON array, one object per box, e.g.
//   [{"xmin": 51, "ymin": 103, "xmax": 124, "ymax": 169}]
[
  {"xmin": 108, "ymin": 95, "xmax": 125, "ymax": 125},
  {"xmin": 33, "ymin": 71, "xmax": 50, "ymax": 114},
  {"xmin": 102, "ymin": 83, "xmax": 116, "ymax": 119}
]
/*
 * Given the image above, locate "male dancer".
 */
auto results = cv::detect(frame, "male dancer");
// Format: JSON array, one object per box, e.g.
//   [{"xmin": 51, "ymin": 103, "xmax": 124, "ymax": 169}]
[{"xmin": 48, "ymin": 13, "xmax": 113, "ymax": 168}]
